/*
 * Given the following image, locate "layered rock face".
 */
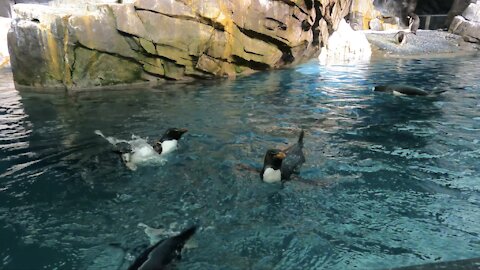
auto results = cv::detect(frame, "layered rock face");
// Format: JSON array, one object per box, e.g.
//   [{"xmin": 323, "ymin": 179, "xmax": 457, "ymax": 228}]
[
  {"xmin": 449, "ymin": 1, "xmax": 480, "ymax": 43},
  {"xmin": 8, "ymin": 0, "xmax": 351, "ymax": 90}
]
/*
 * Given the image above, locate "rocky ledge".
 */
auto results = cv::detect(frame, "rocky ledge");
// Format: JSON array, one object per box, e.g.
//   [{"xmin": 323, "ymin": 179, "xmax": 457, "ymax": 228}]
[
  {"xmin": 7, "ymin": 0, "xmax": 351, "ymax": 90},
  {"xmin": 449, "ymin": 1, "xmax": 480, "ymax": 44},
  {"xmin": 365, "ymin": 30, "xmax": 480, "ymax": 59}
]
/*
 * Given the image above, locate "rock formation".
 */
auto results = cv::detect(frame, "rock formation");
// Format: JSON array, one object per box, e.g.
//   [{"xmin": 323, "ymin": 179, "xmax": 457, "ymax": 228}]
[
  {"xmin": 7, "ymin": 0, "xmax": 351, "ymax": 90},
  {"xmin": 449, "ymin": 1, "xmax": 480, "ymax": 43}
]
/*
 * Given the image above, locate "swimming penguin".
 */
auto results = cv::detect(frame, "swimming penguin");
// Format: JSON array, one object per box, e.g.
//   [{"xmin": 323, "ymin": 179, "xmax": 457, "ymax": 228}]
[
  {"xmin": 153, "ymin": 128, "xmax": 189, "ymax": 155},
  {"xmin": 128, "ymin": 225, "xmax": 197, "ymax": 270},
  {"xmin": 372, "ymin": 84, "xmax": 446, "ymax": 96},
  {"xmin": 95, "ymin": 128, "xmax": 187, "ymax": 170},
  {"xmin": 408, "ymin": 13, "xmax": 419, "ymax": 35},
  {"xmin": 260, "ymin": 130, "xmax": 306, "ymax": 183}
]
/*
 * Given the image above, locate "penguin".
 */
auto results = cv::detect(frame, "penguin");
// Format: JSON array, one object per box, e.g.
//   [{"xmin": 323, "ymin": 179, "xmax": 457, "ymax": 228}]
[
  {"xmin": 408, "ymin": 13, "xmax": 419, "ymax": 35},
  {"xmin": 394, "ymin": 31, "xmax": 407, "ymax": 45},
  {"xmin": 260, "ymin": 130, "xmax": 306, "ymax": 183},
  {"xmin": 260, "ymin": 149, "xmax": 287, "ymax": 183},
  {"xmin": 153, "ymin": 128, "xmax": 189, "ymax": 155},
  {"xmin": 95, "ymin": 128, "xmax": 187, "ymax": 170},
  {"xmin": 372, "ymin": 84, "xmax": 446, "ymax": 96},
  {"xmin": 128, "ymin": 225, "xmax": 197, "ymax": 270}
]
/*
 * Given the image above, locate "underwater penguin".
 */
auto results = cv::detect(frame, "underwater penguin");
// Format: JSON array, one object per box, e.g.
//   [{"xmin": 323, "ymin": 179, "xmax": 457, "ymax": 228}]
[
  {"xmin": 408, "ymin": 13, "xmax": 420, "ymax": 35},
  {"xmin": 128, "ymin": 225, "xmax": 197, "ymax": 270},
  {"xmin": 372, "ymin": 84, "xmax": 446, "ymax": 96},
  {"xmin": 260, "ymin": 130, "xmax": 306, "ymax": 183}
]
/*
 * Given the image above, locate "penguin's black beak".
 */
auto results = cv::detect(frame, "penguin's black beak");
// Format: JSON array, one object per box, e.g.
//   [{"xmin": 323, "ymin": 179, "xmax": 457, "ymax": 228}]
[{"xmin": 274, "ymin": 152, "xmax": 286, "ymax": 160}]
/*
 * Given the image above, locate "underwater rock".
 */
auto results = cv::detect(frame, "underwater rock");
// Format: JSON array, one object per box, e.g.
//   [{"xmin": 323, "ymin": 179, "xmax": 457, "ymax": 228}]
[
  {"xmin": 449, "ymin": 2, "xmax": 480, "ymax": 44},
  {"xmin": 7, "ymin": 0, "xmax": 352, "ymax": 90}
]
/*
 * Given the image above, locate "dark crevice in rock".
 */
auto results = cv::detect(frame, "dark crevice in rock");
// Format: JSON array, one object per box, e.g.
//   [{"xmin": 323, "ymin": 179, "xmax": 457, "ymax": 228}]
[
  {"xmin": 142, "ymin": 68, "xmax": 176, "ymax": 81},
  {"xmin": 301, "ymin": 19, "xmax": 312, "ymax": 31},
  {"xmin": 197, "ymin": 15, "xmax": 225, "ymax": 31},
  {"xmin": 117, "ymin": 30, "xmax": 144, "ymax": 52},
  {"xmin": 265, "ymin": 17, "xmax": 288, "ymax": 30},
  {"xmin": 304, "ymin": 0, "xmax": 314, "ymax": 10},
  {"xmin": 116, "ymin": 30, "xmax": 189, "ymax": 69},
  {"xmin": 70, "ymin": 44, "xmax": 78, "ymax": 86},
  {"xmin": 135, "ymin": 7, "xmax": 224, "ymax": 31},
  {"xmin": 243, "ymin": 48, "xmax": 263, "ymax": 56},
  {"xmin": 153, "ymin": 44, "xmax": 193, "ymax": 66},
  {"xmin": 272, "ymin": 0, "xmax": 295, "ymax": 6},
  {"xmin": 312, "ymin": 0, "xmax": 322, "ymax": 46},
  {"xmin": 76, "ymin": 42, "xmax": 138, "ymax": 65},
  {"xmin": 31, "ymin": 18, "xmax": 40, "ymax": 23},
  {"xmin": 135, "ymin": 7, "xmax": 194, "ymax": 21},
  {"xmin": 231, "ymin": 55, "xmax": 270, "ymax": 70},
  {"xmin": 236, "ymin": 25, "xmax": 295, "ymax": 64},
  {"xmin": 204, "ymin": 53, "xmax": 229, "ymax": 63},
  {"xmin": 322, "ymin": 3, "xmax": 335, "ymax": 34}
]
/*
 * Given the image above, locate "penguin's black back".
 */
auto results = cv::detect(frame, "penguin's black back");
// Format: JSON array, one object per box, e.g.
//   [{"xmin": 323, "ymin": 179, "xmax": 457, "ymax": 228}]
[
  {"xmin": 128, "ymin": 225, "xmax": 197, "ymax": 270},
  {"xmin": 374, "ymin": 85, "xmax": 429, "ymax": 96},
  {"xmin": 281, "ymin": 130, "xmax": 306, "ymax": 180}
]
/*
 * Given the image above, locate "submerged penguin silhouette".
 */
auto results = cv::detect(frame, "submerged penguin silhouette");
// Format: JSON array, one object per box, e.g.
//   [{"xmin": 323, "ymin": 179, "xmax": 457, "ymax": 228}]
[
  {"xmin": 128, "ymin": 225, "xmax": 197, "ymax": 270},
  {"xmin": 95, "ymin": 128, "xmax": 187, "ymax": 170},
  {"xmin": 261, "ymin": 130, "xmax": 306, "ymax": 183},
  {"xmin": 372, "ymin": 84, "xmax": 446, "ymax": 96}
]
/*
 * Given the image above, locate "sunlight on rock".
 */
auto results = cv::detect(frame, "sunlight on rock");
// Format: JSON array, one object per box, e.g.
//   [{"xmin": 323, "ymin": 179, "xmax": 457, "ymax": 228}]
[
  {"xmin": 0, "ymin": 17, "xmax": 10, "ymax": 68},
  {"xmin": 319, "ymin": 19, "xmax": 372, "ymax": 65}
]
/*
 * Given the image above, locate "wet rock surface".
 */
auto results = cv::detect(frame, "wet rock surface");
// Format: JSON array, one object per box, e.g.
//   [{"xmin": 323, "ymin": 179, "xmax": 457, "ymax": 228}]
[{"xmin": 7, "ymin": 0, "xmax": 352, "ymax": 90}]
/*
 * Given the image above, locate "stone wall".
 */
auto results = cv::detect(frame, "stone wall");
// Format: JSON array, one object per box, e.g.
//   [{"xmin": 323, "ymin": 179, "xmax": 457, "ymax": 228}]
[{"xmin": 7, "ymin": 0, "xmax": 351, "ymax": 90}]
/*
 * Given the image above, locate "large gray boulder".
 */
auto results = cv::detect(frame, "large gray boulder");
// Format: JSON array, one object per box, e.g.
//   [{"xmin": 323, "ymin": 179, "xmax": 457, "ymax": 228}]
[
  {"xmin": 449, "ymin": 2, "xmax": 480, "ymax": 43},
  {"xmin": 7, "ymin": 0, "xmax": 352, "ymax": 90}
]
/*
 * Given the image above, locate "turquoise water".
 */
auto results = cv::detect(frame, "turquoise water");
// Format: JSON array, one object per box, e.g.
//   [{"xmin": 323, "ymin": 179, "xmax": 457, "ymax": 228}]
[{"xmin": 0, "ymin": 57, "xmax": 479, "ymax": 269}]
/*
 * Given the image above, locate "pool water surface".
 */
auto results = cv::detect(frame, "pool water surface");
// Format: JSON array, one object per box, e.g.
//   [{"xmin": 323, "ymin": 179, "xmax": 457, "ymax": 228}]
[{"xmin": 0, "ymin": 57, "xmax": 479, "ymax": 269}]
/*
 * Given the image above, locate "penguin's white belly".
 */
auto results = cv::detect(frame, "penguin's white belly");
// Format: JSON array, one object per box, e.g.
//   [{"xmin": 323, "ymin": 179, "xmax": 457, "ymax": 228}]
[
  {"xmin": 126, "ymin": 145, "xmax": 158, "ymax": 163},
  {"xmin": 160, "ymin": 140, "xmax": 178, "ymax": 155},
  {"xmin": 262, "ymin": 168, "xmax": 282, "ymax": 183},
  {"xmin": 393, "ymin": 90, "xmax": 406, "ymax": 96}
]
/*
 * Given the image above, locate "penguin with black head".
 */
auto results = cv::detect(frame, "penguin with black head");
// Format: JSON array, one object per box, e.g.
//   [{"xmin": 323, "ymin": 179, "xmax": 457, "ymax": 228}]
[
  {"xmin": 128, "ymin": 225, "xmax": 197, "ymax": 270},
  {"xmin": 152, "ymin": 128, "xmax": 189, "ymax": 155},
  {"xmin": 261, "ymin": 130, "xmax": 305, "ymax": 183},
  {"xmin": 408, "ymin": 12, "xmax": 419, "ymax": 35}
]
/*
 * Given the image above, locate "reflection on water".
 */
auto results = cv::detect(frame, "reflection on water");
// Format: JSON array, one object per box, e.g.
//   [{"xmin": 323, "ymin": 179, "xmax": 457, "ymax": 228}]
[{"xmin": 0, "ymin": 56, "xmax": 479, "ymax": 270}]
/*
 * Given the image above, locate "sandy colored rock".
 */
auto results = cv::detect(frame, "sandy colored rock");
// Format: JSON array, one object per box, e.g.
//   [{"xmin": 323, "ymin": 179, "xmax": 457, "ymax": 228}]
[{"xmin": 8, "ymin": 0, "xmax": 351, "ymax": 90}]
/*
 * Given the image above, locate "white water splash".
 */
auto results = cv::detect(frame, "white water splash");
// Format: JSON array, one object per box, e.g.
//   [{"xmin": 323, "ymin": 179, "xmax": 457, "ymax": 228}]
[{"xmin": 95, "ymin": 130, "xmax": 166, "ymax": 170}]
